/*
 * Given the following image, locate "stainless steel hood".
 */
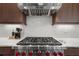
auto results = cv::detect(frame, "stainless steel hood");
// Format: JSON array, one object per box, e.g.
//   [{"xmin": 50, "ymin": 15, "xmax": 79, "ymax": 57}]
[{"xmin": 17, "ymin": 3, "xmax": 62, "ymax": 16}]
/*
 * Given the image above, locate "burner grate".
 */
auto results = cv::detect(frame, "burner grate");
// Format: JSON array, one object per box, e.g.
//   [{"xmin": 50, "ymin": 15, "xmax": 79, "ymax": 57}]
[{"xmin": 17, "ymin": 37, "xmax": 62, "ymax": 46}]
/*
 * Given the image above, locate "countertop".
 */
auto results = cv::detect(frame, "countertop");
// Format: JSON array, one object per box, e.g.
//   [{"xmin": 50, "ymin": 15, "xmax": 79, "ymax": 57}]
[
  {"xmin": 0, "ymin": 37, "xmax": 79, "ymax": 47},
  {"xmin": 0, "ymin": 37, "xmax": 22, "ymax": 46},
  {"xmin": 55, "ymin": 38, "xmax": 79, "ymax": 47}
]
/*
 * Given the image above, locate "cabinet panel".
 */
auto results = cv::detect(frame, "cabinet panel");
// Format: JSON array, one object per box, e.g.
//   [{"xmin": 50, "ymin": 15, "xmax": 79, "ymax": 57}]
[
  {"xmin": 56, "ymin": 3, "xmax": 79, "ymax": 24},
  {"xmin": 52, "ymin": 12, "xmax": 57, "ymax": 25},
  {"xmin": 72, "ymin": 3, "xmax": 79, "ymax": 22},
  {"xmin": 56, "ymin": 3, "xmax": 73, "ymax": 23},
  {"xmin": 64, "ymin": 47, "xmax": 79, "ymax": 56},
  {"xmin": 0, "ymin": 3, "xmax": 26, "ymax": 24},
  {"xmin": 0, "ymin": 47, "xmax": 15, "ymax": 56}
]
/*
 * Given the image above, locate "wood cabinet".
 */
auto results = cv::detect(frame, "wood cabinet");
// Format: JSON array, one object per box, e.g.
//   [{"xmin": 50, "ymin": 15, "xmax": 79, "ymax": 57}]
[
  {"xmin": 52, "ymin": 12, "xmax": 57, "ymax": 25},
  {"xmin": 64, "ymin": 47, "xmax": 79, "ymax": 56},
  {"xmin": 72, "ymin": 4, "xmax": 79, "ymax": 23},
  {"xmin": 56, "ymin": 3, "xmax": 79, "ymax": 24},
  {"xmin": 0, "ymin": 3, "xmax": 26, "ymax": 24},
  {"xmin": 0, "ymin": 46, "xmax": 15, "ymax": 56}
]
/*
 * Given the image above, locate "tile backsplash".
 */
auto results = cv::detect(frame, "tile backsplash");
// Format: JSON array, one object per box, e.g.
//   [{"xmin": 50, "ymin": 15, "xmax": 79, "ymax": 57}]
[
  {"xmin": 23, "ymin": 16, "xmax": 52, "ymax": 37},
  {"xmin": 0, "ymin": 24, "xmax": 23, "ymax": 37},
  {"xmin": 23, "ymin": 16, "xmax": 79, "ymax": 38},
  {"xmin": 0, "ymin": 16, "xmax": 79, "ymax": 38}
]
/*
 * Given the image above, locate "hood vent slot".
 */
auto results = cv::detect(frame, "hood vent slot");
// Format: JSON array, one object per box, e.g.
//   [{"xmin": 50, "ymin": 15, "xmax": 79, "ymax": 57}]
[{"xmin": 30, "ymin": 9, "xmax": 49, "ymax": 16}]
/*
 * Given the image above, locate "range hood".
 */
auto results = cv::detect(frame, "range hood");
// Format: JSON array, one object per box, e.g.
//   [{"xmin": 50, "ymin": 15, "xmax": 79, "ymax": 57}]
[{"xmin": 17, "ymin": 3, "xmax": 62, "ymax": 16}]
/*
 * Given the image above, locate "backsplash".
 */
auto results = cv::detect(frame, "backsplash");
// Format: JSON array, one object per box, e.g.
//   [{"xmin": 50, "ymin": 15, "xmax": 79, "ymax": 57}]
[
  {"xmin": 0, "ymin": 24, "xmax": 23, "ymax": 37},
  {"xmin": 23, "ymin": 16, "xmax": 52, "ymax": 37},
  {"xmin": 0, "ymin": 16, "xmax": 79, "ymax": 38},
  {"xmin": 23, "ymin": 16, "xmax": 79, "ymax": 38}
]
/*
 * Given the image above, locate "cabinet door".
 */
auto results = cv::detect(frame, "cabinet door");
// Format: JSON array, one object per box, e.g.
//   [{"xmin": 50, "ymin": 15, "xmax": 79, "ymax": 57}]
[
  {"xmin": 72, "ymin": 3, "xmax": 79, "ymax": 23},
  {"xmin": 56, "ymin": 3, "xmax": 73, "ymax": 23},
  {"xmin": 0, "ymin": 3, "xmax": 25, "ymax": 24},
  {"xmin": 64, "ymin": 47, "xmax": 79, "ymax": 56},
  {"xmin": 0, "ymin": 47, "xmax": 15, "ymax": 56}
]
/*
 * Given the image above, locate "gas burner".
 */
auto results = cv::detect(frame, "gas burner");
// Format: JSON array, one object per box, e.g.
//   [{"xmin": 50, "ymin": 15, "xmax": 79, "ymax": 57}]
[{"xmin": 17, "ymin": 37, "xmax": 62, "ymax": 46}]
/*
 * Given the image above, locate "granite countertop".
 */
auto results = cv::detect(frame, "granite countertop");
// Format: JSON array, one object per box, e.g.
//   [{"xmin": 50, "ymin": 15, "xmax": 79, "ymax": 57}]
[
  {"xmin": 0, "ymin": 37, "xmax": 79, "ymax": 47},
  {"xmin": 0, "ymin": 37, "xmax": 23, "ymax": 46},
  {"xmin": 55, "ymin": 38, "xmax": 79, "ymax": 47}
]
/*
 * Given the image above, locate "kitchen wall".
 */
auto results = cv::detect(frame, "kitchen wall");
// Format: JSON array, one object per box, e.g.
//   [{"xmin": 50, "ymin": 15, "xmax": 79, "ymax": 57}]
[
  {"xmin": 0, "ymin": 24, "xmax": 23, "ymax": 37},
  {"xmin": 23, "ymin": 16, "xmax": 52, "ymax": 37},
  {"xmin": 0, "ymin": 16, "xmax": 79, "ymax": 38},
  {"xmin": 23, "ymin": 16, "xmax": 79, "ymax": 38}
]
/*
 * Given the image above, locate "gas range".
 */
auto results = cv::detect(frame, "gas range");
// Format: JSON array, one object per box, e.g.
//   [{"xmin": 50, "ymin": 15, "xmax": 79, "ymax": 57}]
[
  {"xmin": 17, "ymin": 37, "xmax": 62, "ymax": 45},
  {"xmin": 15, "ymin": 37, "xmax": 64, "ymax": 56}
]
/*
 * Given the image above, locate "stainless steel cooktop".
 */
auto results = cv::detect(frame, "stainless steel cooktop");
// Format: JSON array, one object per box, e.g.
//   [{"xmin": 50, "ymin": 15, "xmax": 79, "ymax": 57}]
[{"xmin": 17, "ymin": 37, "xmax": 62, "ymax": 45}]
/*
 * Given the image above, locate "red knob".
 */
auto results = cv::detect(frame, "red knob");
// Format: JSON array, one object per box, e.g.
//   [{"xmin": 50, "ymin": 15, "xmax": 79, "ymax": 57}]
[
  {"xmin": 29, "ymin": 51, "xmax": 33, "ymax": 56},
  {"xmin": 37, "ymin": 51, "xmax": 42, "ymax": 56},
  {"xmin": 46, "ymin": 51, "xmax": 50, "ymax": 56},
  {"xmin": 15, "ymin": 51, "xmax": 20, "ymax": 56},
  {"xmin": 58, "ymin": 52, "xmax": 64, "ymax": 56},
  {"xmin": 22, "ymin": 52, "xmax": 26, "ymax": 56},
  {"xmin": 52, "ymin": 52, "xmax": 57, "ymax": 56}
]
